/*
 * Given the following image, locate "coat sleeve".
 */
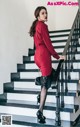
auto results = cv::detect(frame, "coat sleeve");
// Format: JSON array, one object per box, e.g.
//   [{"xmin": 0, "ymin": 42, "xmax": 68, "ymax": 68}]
[{"xmin": 41, "ymin": 23, "xmax": 60, "ymax": 59}]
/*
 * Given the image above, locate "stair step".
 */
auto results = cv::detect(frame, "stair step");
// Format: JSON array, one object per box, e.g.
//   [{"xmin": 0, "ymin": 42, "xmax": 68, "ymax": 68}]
[
  {"xmin": 28, "ymin": 50, "xmax": 80, "ymax": 57},
  {"xmin": 23, "ymin": 59, "xmax": 80, "ymax": 64},
  {"xmin": 51, "ymin": 38, "xmax": 78, "ymax": 43},
  {"xmin": 4, "ymin": 86, "xmax": 80, "ymax": 96},
  {"xmin": 0, "ymin": 103, "xmax": 79, "ymax": 121},
  {"xmin": 11, "ymin": 72, "xmax": 80, "ymax": 84},
  {"xmin": 75, "ymin": 54, "xmax": 80, "ymax": 60},
  {"xmin": 50, "ymin": 42, "xmax": 67, "ymax": 46},
  {"xmin": 28, "ymin": 43, "xmax": 80, "ymax": 56},
  {"xmin": 28, "ymin": 48, "xmax": 63, "ymax": 56},
  {"xmin": 53, "ymin": 39, "xmax": 79, "ymax": 46},
  {"xmin": 28, "ymin": 47, "xmax": 64, "ymax": 57},
  {"xmin": 11, "ymin": 74, "xmax": 79, "ymax": 84},
  {"xmin": 70, "ymin": 72, "xmax": 80, "ymax": 80},
  {"xmin": 0, "ymin": 122, "xmax": 29, "ymax": 127},
  {"xmin": 11, "ymin": 71, "xmax": 80, "ymax": 81},
  {"xmin": 49, "ymin": 30, "xmax": 79, "ymax": 34},
  {"xmin": 79, "ymin": 38, "xmax": 80, "ymax": 44},
  {"xmin": 0, "ymin": 100, "xmax": 78, "ymax": 113},
  {"xmin": 77, "ymin": 47, "xmax": 80, "ymax": 52},
  {"xmin": 5, "ymin": 89, "xmax": 80, "ymax": 97},
  {"xmin": 30, "ymin": 54, "xmax": 80, "ymax": 61},
  {"xmin": 18, "ymin": 71, "xmax": 79, "ymax": 80},
  {"xmin": 4, "ymin": 80, "xmax": 80, "ymax": 91},
  {"xmin": 17, "ymin": 68, "xmax": 80, "ymax": 73},
  {"xmin": 8, "ymin": 100, "xmax": 78, "ymax": 110},
  {"xmin": 0, "ymin": 113, "xmax": 77, "ymax": 127},
  {"xmin": 22, "ymin": 61, "xmax": 80, "ymax": 70},
  {"xmin": 0, "ymin": 94, "xmax": 7, "ymax": 103},
  {"xmin": 50, "ymin": 33, "xmax": 79, "ymax": 38},
  {"xmin": 11, "ymin": 70, "xmax": 80, "ymax": 82},
  {"xmin": 50, "ymin": 34, "xmax": 69, "ymax": 38},
  {"xmin": 4, "ymin": 90, "xmax": 80, "ymax": 107},
  {"xmin": 51, "ymin": 37, "xmax": 68, "ymax": 41},
  {"xmin": 49, "ymin": 29, "xmax": 71, "ymax": 33},
  {"xmin": 4, "ymin": 90, "xmax": 80, "ymax": 105}
]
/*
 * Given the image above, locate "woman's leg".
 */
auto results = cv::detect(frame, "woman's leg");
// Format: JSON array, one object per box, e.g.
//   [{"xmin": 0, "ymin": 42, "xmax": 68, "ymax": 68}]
[
  {"xmin": 36, "ymin": 75, "xmax": 52, "ymax": 123},
  {"xmin": 36, "ymin": 76, "xmax": 48, "ymax": 123},
  {"xmin": 38, "ymin": 75, "xmax": 51, "ymax": 112},
  {"xmin": 39, "ymin": 85, "xmax": 47, "ymax": 113}
]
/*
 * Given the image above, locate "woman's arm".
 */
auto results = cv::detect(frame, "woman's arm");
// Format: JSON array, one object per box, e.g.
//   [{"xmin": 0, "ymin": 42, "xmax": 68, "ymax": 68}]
[{"xmin": 41, "ymin": 23, "xmax": 60, "ymax": 59}]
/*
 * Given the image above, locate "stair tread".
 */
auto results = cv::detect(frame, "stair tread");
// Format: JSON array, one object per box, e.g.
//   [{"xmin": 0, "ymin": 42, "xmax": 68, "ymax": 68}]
[
  {"xmin": 49, "ymin": 29, "xmax": 71, "ymax": 33},
  {"xmin": 49, "ymin": 29, "xmax": 79, "ymax": 33},
  {"xmin": 50, "ymin": 33, "xmax": 79, "ymax": 38},
  {"xmin": 28, "ymin": 44, "xmax": 80, "ymax": 56},
  {"xmin": 51, "ymin": 38, "xmax": 78, "ymax": 43},
  {"xmin": 17, "ymin": 68, "xmax": 80, "ymax": 72},
  {"xmin": 29, "ymin": 44, "xmax": 80, "ymax": 51},
  {"xmin": 5, "ymin": 88, "xmax": 80, "ymax": 97},
  {"xmin": 23, "ymin": 59, "xmax": 80, "ymax": 63},
  {"xmin": 11, "ymin": 78, "xmax": 79, "ymax": 84},
  {"xmin": 0, "ymin": 113, "xmax": 71, "ymax": 127},
  {"xmin": 7, "ymin": 100, "xmax": 79, "ymax": 112},
  {"xmin": 28, "ymin": 50, "xmax": 80, "ymax": 56},
  {"xmin": 0, "ymin": 100, "xmax": 79, "ymax": 113},
  {"xmin": 7, "ymin": 100, "xmax": 78, "ymax": 109},
  {"xmin": 50, "ymin": 34, "xmax": 69, "ymax": 38},
  {"xmin": 29, "ymin": 45, "xmax": 80, "ymax": 50}
]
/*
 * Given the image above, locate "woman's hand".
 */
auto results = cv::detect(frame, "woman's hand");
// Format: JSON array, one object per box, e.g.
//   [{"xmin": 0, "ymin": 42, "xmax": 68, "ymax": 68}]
[{"xmin": 59, "ymin": 55, "xmax": 66, "ymax": 60}]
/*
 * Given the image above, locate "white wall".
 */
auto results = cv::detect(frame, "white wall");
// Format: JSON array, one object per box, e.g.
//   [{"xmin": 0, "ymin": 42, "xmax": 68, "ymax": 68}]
[
  {"xmin": 54, "ymin": 0, "xmax": 78, "ymax": 30},
  {"xmin": 0, "ymin": 0, "xmax": 78, "ymax": 94},
  {"xmin": 0, "ymin": 0, "xmax": 33, "ymax": 94}
]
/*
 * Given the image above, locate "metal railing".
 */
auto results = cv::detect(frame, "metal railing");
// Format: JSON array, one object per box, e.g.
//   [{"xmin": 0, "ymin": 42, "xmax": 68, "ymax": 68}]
[{"xmin": 55, "ymin": 9, "xmax": 80, "ymax": 126}]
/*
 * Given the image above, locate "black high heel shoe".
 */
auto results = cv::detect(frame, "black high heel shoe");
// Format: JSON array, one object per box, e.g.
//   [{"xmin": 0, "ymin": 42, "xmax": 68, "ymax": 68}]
[
  {"xmin": 36, "ymin": 110, "xmax": 46, "ymax": 123},
  {"xmin": 37, "ymin": 94, "xmax": 40, "ymax": 104}
]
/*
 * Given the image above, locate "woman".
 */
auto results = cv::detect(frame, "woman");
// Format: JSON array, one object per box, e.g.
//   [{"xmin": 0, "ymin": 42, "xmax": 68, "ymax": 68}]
[{"xmin": 29, "ymin": 6, "xmax": 65, "ymax": 123}]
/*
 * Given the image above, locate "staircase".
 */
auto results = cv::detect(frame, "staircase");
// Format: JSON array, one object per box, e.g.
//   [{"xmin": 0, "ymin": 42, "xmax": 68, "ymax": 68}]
[{"xmin": 0, "ymin": 10, "xmax": 80, "ymax": 127}]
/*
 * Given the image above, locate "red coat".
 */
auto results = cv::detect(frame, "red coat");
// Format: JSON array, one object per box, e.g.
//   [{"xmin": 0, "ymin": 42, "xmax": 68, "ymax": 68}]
[{"xmin": 34, "ymin": 21, "xmax": 60, "ymax": 76}]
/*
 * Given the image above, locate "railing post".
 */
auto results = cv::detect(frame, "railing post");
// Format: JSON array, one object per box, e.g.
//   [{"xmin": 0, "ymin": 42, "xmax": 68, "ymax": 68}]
[
  {"xmin": 64, "ymin": 56, "xmax": 68, "ymax": 93},
  {"xmin": 71, "ymin": 36, "xmax": 74, "ymax": 68},
  {"xmin": 61, "ymin": 64, "xmax": 64, "ymax": 107},
  {"xmin": 77, "ymin": 19, "xmax": 79, "ymax": 39},
  {"xmin": 55, "ymin": 77, "xmax": 61, "ymax": 127},
  {"xmin": 79, "ymin": 21, "xmax": 80, "ymax": 38},
  {"xmin": 68, "ymin": 47, "xmax": 71, "ymax": 80}
]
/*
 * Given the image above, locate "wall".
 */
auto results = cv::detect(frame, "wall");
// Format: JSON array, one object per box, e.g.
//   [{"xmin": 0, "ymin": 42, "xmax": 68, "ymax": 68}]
[
  {"xmin": 54, "ymin": 0, "xmax": 78, "ymax": 30},
  {"xmin": 0, "ymin": 0, "xmax": 78, "ymax": 94},
  {"xmin": 0, "ymin": 0, "xmax": 32, "ymax": 93}
]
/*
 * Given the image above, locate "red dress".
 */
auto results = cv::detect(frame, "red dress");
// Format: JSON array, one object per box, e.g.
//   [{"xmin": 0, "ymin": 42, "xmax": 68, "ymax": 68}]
[{"xmin": 34, "ymin": 21, "xmax": 60, "ymax": 76}]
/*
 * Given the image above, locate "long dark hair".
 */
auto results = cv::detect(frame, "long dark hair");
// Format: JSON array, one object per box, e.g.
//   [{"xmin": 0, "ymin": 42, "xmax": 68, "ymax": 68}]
[{"xmin": 29, "ymin": 6, "xmax": 47, "ymax": 37}]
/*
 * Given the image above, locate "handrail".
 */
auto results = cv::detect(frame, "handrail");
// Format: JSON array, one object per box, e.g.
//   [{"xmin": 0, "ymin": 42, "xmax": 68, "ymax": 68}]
[
  {"xmin": 55, "ymin": 9, "xmax": 80, "ymax": 126},
  {"xmin": 78, "ymin": 0, "xmax": 80, "ymax": 11},
  {"xmin": 55, "ymin": 9, "xmax": 80, "ymax": 82},
  {"xmin": 63, "ymin": 9, "xmax": 80, "ymax": 55}
]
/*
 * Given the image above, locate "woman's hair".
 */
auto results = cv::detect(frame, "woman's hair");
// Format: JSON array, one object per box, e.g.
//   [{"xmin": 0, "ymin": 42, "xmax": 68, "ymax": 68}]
[{"xmin": 29, "ymin": 6, "xmax": 47, "ymax": 37}]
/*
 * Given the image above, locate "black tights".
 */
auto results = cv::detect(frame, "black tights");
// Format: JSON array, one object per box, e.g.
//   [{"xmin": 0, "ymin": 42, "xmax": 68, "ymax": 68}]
[
  {"xmin": 39, "ymin": 86, "xmax": 47, "ymax": 113},
  {"xmin": 37, "ymin": 74, "xmax": 52, "ymax": 113},
  {"xmin": 36, "ymin": 68, "xmax": 56, "ymax": 114}
]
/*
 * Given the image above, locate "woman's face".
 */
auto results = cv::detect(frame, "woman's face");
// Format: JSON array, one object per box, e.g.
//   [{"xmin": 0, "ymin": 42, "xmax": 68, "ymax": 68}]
[{"xmin": 38, "ymin": 9, "xmax": 48, "ymax": 22}]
